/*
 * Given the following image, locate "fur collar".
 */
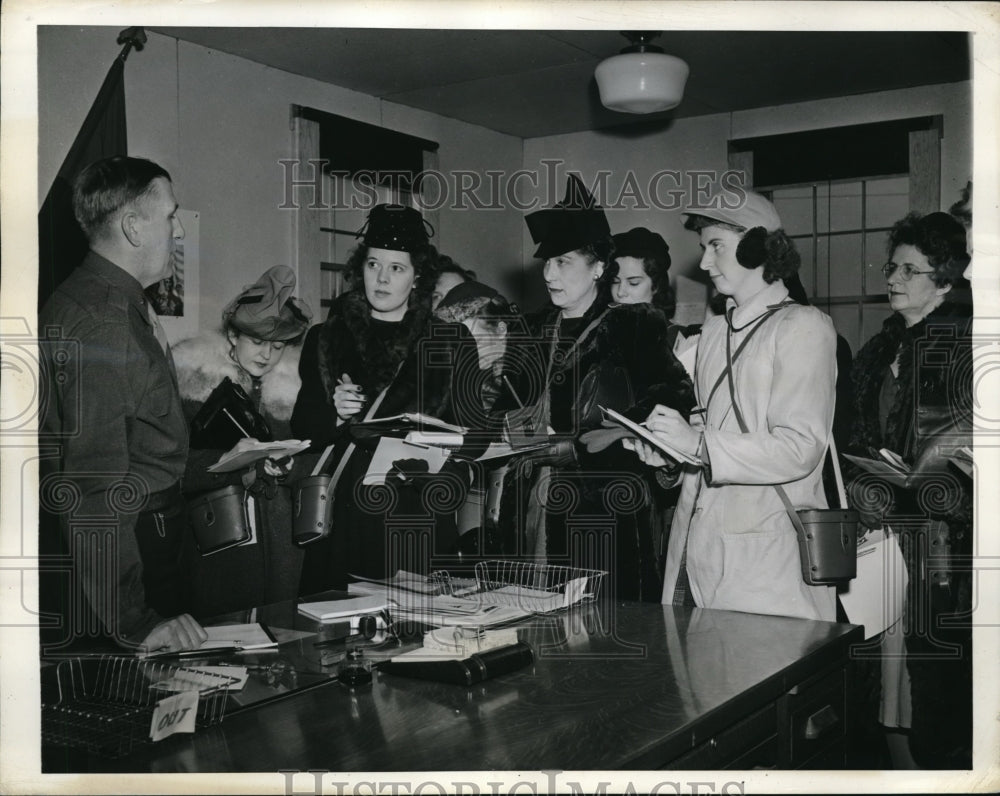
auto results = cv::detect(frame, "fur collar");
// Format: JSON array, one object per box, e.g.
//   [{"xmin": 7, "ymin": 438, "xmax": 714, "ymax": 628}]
[
  {"xmin": 317, "ymin": 289, "xmax": 431, "ymax": 398},
  {"xmin": 172, "ymin": 329, "xmax": 302, "ymax": 422},
  {"xmin": 849, "ymin": 300, "xmax": 970, "ymax": 457}
]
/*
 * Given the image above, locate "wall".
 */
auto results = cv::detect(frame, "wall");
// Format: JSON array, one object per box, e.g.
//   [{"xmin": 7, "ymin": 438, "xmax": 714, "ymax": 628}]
[
  {"xmin": 38, "ymin": 27, "xmax": 525, "ymax": 340},
  {"xmin": 522, "ymin": 81, "xmax": 972, "ymax": 318}
]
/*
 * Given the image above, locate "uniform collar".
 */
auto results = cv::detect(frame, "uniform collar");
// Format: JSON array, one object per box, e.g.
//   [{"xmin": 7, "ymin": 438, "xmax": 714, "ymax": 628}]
[
  {"xmin": 81, "ymin": 250, "xmax": 154, "ymax": 325},
  {"xmin": 725, "ymin": 281, "xmax": 790, "ymax": 328}
]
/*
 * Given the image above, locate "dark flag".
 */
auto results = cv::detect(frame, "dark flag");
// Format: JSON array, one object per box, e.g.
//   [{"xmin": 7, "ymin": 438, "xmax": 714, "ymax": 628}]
[{"xmin": 37, "ymin": 38, "xmax": 131, "ymax": 309}]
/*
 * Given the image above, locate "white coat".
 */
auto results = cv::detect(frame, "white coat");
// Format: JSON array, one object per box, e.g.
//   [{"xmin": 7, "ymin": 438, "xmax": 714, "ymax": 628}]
[{"xmin": 661, "ymin": 281, "xmax": 837, "ymax": 621}]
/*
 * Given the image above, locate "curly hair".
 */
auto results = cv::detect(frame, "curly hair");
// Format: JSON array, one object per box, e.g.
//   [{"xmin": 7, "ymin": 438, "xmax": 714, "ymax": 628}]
[
  {"xmin": 572, "ymin": 236, "xmax": 617, "ymax": 302},
  {"xmin": 887, "ymin": 211, "xmax": 969, "ymax": 288},
  {"xmin": 685, "ymin": 214, "xmax": 800, "ymax": 285},
  {"xmin": 436, "ymin": 254, "xmax": 476, "ymax": 281},
  {"xmin": 606, "ymin": 251, "xmax": 677, "ymax": 318},
  {"xmin": 344, "ymin": 242, "xmax": 440, "ymax": 313}
]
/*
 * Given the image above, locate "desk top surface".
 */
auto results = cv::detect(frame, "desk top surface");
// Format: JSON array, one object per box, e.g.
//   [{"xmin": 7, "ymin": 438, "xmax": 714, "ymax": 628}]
[{"xmin": 42, "ymin": 599, "xmax": 861, "ymax": 773}]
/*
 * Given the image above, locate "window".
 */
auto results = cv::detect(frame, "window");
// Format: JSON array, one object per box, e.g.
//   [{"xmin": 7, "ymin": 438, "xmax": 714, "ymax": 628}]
[
  {"xmin": 731, "ymin": 117, "xmax": 942, "ymax": 353},
  {"xmin": 289, "ymin": 105, "xmax": 439, "ymax": 313}
]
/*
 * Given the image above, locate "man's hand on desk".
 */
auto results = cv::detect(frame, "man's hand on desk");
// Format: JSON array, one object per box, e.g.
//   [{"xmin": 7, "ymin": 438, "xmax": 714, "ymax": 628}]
[{"xmin": 141, "ymin": 613, "xmax": 208, "ymax": 654}]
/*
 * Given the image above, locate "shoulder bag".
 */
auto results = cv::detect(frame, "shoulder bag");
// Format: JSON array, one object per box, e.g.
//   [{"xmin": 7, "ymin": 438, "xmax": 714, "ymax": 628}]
[{"xmin": 723, "ymin": 307, "xmax": 858, "ymax": 585}]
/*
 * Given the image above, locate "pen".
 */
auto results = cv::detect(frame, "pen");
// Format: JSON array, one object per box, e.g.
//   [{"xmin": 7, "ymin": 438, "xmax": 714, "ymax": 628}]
[
  {"xmin": 502, "ymin": 376, "xmax": 525, "ymax": 409},
  {"xmin": 143, "ymin": 646, "xmax": 244, "ymax": 659}
]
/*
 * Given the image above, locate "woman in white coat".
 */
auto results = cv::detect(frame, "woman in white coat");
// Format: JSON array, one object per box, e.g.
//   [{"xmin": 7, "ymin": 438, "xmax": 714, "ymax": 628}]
[{"xmin": 629, "ymin": 190, "xmax": 837, "ymax": 621}]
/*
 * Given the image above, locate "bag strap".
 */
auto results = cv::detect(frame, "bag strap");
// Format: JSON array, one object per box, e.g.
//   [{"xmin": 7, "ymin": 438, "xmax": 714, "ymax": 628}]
[
  {"xmin": 702, "ymin": 302, "xmax": 790, "ymax": 410},
  {"xmin": 543, "ymin": 308, "xmax": 612, "ymax": 386},
  {"xmin": 722, "ymin": 306, "xmax": 845, "ymax": 536}
]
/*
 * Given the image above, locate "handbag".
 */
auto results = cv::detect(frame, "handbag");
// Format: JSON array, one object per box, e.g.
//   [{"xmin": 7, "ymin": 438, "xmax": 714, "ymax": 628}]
[
  {"xmin": 724, "ymin": 307, "xmax": 858, "ymax": 585},
  {"xmin": 187, "ymin": 484, "xmax": 253, "ymax": 555},
  {"xmin": 291, "ymin": 368, "xmax": 399, "ymax": 545},
  {"xmin": 190, "ymin": 377, "xmax": 272, "ymax": 449}
]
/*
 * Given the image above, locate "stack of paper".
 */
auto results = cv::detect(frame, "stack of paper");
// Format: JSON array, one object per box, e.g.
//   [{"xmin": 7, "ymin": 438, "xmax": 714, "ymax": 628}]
[
  {"xmin": 200, "ymin": 623, "xmax": 279, "ymax": 651},
  {"xmin": 298, "ymin": 593, "xmax": 389, "ymax": 622},
  {"xmin": 208, "ymin": 440, "xmax": 311, "ymax": 472},
  {"xmin": 363, "ymin": 437, "xmax": 452, "ymax": 486}
]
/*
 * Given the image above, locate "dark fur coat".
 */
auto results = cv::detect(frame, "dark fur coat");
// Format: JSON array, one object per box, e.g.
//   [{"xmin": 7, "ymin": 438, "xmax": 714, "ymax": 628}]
[
  {"xmin": 846, "ymin": 299, "xmax": 973, "ymax": 769},
  {"xmin": 292, "ymin": 290, "xmax": 476, "ymax": 591},
  {"xmin": 498, "ymin": 297, "xmax": 696, "ymax": 602},
  {"xmin": 292, "ymin": 290, "xmax": 467, "ymax": 448}
]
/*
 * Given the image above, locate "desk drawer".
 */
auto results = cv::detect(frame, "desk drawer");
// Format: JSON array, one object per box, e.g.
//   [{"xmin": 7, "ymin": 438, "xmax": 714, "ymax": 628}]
[
  {"xmin": 780, "ymin": 666, "xmax": 847, "ymax": 768},
  {"xmin": 663, "ymin": 703, "xmax": 777, "ymax": 769}
]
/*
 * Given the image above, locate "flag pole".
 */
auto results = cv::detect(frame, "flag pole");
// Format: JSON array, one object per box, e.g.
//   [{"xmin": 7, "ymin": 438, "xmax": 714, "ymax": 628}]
[{"xmin": 116, "ymin": 26, "xmax": 147, "ymax": 62}]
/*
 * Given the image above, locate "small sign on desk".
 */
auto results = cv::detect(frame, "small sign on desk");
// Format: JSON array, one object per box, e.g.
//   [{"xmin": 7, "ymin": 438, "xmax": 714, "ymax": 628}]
[{"xmin": 150, "ymin": 690, "xmax": 199, "ymax": 741}]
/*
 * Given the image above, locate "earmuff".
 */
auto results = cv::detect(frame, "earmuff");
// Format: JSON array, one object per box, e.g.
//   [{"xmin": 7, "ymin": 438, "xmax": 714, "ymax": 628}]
[{"xmin": 735, "ymin": 226, "xmax": 769, "ymax": 269}]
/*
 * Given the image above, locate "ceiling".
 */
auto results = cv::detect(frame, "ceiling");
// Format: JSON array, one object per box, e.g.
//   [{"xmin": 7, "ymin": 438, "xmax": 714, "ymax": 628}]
[{"xmin": 151, "ymin": 28, "xmax": 970, "ymax": 139}]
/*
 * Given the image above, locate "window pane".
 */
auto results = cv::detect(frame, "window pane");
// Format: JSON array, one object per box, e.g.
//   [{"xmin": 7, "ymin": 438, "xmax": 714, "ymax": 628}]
[
  {"xmin": 865, "ymin": 176, "xmax": 910, "ymax": 228},
  {"xmin": 829, "ymin": 233, "xmax": 864, "ymax": 296},
  {"xmin": 861, "ymin": 304, "xmax": 893, "ymax": 347},
  {"xmin": 796, "ymin": 235, "xmax": 816, "ymax": 297},
  {"xmin": 771, "ymin": 186, "xmax": 814, "ymax": 236},
  {"xmin": 814, "ymin": 234, "xmax": 831, "ymax": 298},
  {"xmin": 829, "ymin": 304, "xmax": 862, "ymax": 354},
  {"xmin": 830, "ymin": 181, "xmax": 862, "ymax": 231},
  {"xmin": 865, "ymin": 231, "xmax": 891, "ymax": 295},
  {"xmin": 815, "ymin": 184, "xmax": 830, "ymax": 234}
]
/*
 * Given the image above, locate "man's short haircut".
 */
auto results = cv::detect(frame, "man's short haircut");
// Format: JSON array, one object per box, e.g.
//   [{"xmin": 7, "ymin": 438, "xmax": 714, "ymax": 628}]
[{"xmin": 72, "ymin": 156, "xmax": 172, "ymax": 241}]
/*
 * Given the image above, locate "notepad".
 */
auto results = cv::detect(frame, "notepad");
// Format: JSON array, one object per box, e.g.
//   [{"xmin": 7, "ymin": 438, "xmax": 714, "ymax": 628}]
[
  {"xmin": 599, "ymin": 406, "xmax": 700, "ymax": 466},
  {"xmin": 298, "ymin": 593, "xmax": 389, "ymax": 622},
  {"xmin": 363, "ymin": 437, "xmax": 451, "ymax": 486},
  {"xmin": 208, "ymin": 439, "xmax": 311, "ymax": 473},
  {"xmin": 200, "ymin": 623, "xmax": 279, "ymax": 650},
  {"xmin": 355, "ymin": 413, "xmax": 468, "ymax": 434}
]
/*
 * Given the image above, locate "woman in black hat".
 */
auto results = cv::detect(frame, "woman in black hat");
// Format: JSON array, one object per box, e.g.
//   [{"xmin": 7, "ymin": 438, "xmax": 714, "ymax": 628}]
[
  {"xmin": 497, "ymin": 176, "xmax": 696, "ymax": 602},
  {"xmin": 173, "ymin": 265, "xmax": 313, "ymax": 616},
  {"xmin": 291, "ymin": 204, "xmax": 477, "ymax": 590}
]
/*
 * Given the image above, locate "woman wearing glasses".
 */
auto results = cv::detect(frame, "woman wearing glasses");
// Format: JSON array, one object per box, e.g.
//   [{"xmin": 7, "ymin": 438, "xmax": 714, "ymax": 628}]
[{"xmin": 845, "ymin": 210, "xmax": 971, "ymax": 769}]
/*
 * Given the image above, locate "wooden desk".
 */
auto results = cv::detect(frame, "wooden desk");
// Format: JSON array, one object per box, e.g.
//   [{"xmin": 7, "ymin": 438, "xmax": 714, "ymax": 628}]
[{"xmin": 42, "ymin": 602, "xmax": 862, "ymax": 772}]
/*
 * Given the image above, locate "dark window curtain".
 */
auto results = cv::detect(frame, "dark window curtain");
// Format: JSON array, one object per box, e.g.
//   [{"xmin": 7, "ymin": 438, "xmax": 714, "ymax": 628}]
[
  {"xmin": 38, "ymin": 56, "xmax": 127, "ymax": 310},
  {"xmin": 292, "ymin": 105, "xmax": 438, "ymax": 191}
]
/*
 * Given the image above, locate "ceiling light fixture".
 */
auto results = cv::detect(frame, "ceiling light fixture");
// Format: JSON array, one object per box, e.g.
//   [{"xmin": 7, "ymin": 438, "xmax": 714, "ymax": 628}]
[{"xmin": 595, "ymin": 31, "xmax": 689, "ymax": 114}]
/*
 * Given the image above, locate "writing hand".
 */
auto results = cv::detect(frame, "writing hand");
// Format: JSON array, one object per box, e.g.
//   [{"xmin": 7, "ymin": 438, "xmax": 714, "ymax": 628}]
[
  {"xmin": 334, "ymin": 373, "xmax": 366, "ymax": 420},
  {"xmin": 645, "ymin": 404, "xmax": 702, "ymax": 457}
]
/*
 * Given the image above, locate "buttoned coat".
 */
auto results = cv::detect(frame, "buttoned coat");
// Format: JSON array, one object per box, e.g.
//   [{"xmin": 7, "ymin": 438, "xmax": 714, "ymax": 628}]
[{"xmin": 661, "ymin": 282, "xmax": 838, "ymax": 621}]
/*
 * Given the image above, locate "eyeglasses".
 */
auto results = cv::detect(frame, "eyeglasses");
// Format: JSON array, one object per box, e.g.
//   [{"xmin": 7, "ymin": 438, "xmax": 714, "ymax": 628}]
[{"xmin": 879, "ymin": 262, "xmax": 935, "ymax": 281}]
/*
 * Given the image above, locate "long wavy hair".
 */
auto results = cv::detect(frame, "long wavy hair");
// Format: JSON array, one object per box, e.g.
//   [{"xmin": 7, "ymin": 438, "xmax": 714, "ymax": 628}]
[{"xmin": 344, "ymin": 242, "xmax": 440, "ymax": 315}]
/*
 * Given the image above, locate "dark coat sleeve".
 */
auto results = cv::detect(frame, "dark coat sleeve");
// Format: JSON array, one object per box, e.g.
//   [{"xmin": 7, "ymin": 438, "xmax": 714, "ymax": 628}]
[{"xmin": 290, "ymin": 323, "xmax": 340, "ymax": 449}]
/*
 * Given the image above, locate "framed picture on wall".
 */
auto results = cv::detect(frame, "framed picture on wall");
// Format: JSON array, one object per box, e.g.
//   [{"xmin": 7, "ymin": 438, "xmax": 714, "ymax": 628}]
[{"xmin": 144, "ymin": 208, "xmax": 199, "ymax": 343}]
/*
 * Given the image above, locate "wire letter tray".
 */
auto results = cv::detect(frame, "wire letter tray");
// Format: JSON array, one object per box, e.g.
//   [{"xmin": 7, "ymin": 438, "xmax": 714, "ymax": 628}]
[
  {"xmin": 430, "ymin": 560, "xmax": 606, "ymax": 613},
  {"xmin": 42, "ymin": 655, "xmax": 236, "ymax": 758}
]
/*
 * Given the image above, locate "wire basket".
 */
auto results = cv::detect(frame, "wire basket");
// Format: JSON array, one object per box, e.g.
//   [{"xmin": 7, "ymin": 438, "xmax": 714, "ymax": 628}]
[
  {"xmin": 41, "ymin": 655, "xmax": 236, "ymax": 758},
  {"xmin": 430, "ymin": 560, "xmax": 606, "ymax": 613}
]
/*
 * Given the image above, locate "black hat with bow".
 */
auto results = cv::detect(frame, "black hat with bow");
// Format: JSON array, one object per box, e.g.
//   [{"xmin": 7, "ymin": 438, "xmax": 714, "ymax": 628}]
[{"xmin": 356, "ymin": 204, "xmax": 435, "ymax": 253}]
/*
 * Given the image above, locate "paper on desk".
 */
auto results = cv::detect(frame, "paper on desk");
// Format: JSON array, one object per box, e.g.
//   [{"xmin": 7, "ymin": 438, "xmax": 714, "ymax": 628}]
[
  {"xmin": 837, "ymin": 528, "xmax": 908, "ymax": 639},
  {"xmin": 363, "ymin": 437, "xmax": 451, "ymax": 486},
  {"xmin": 201, "ymin": 623, "xmax": 278, "ymax": 650},
  {"xmin": 298, "ymin": 593, "xmax": 389, "ymax": 621}
]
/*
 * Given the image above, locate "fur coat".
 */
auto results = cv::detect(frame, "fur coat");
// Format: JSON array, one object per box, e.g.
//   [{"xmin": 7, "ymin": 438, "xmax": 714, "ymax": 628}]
[
  {"xmin": 846, "ymin": 299, "xmax": 973, "ymax": 769},
  {"xmin": 173, "ymin": 329, "xmax": 301, "ymax": 429},
  {"xmin": 171, "ymin": 328, "xmax": 306, "ymax": 616},
  {"xmin": 498, "ymin": 297, "xmax": 696, "ymax": 602},
  {"xmin": 292, "ymin": 290, "xmax": 476, "ymax": 591}
]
